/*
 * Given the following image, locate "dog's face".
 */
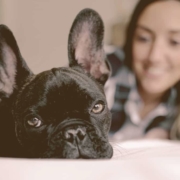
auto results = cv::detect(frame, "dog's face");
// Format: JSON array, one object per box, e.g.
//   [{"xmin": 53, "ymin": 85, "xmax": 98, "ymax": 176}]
[{"xmin": 0, "ymin": 9, "xmax": 113, "ymax": 158}]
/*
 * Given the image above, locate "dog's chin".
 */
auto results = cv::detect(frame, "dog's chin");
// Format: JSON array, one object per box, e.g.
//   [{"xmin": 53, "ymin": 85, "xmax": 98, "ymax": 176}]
[
  {"xmin": 36, "ymin": 134, "xmax": 113, "ymax": 159},
  {"xmin": 40, "ymin": 141, "xmax": 113, "ymax": 159},
  {"xmin": 24, "ymin": 143, "xmax": 113, "ymax": 159}
]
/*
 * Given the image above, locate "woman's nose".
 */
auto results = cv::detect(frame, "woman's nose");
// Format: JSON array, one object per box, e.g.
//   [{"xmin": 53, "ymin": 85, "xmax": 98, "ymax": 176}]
[{"xmin": 148, "ymin": 39, "xmax": 166, "ymax": 64}]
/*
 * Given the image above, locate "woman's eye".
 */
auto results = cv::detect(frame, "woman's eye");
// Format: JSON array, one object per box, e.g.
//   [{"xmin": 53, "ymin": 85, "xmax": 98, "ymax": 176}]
[
  {"xmin": 92, "ymin": 103, "xmax": 105, "ymax": 114},
  {"xmin": 170, "ymin": 40, "xmax": 180, "ymax": 46},
  {"xmin": 27, "ymin": 117, "xmax": 42, "ymax": 127},
  {"xmin": 135, "ymin": 35, "xmax": 150, "ymax": 42},
  {"xmin": 134, "ymin": 32, "xmax": 152, "ymax": 43}
]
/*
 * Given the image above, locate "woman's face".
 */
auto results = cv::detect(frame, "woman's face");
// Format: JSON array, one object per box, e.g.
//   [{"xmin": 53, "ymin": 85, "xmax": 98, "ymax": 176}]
[{"xmin": 132, "ymin": 0, "xmax": 180, "ymax": 95}]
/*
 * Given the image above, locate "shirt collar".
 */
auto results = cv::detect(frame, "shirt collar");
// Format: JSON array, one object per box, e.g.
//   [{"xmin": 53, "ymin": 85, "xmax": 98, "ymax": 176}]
[{"xmin": 124, "ymin": 72, "xmax": 177, "ymax": 125}]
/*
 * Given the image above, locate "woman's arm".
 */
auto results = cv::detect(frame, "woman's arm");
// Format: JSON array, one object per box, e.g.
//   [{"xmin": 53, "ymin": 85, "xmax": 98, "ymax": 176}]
[{"xmin": 144, "ymin": 128, "xmax": 169, "ymax": 139}]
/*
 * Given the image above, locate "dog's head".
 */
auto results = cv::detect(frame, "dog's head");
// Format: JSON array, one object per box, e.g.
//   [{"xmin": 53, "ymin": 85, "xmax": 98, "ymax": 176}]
[{"xmin": 0, "ymin": 9, "xmax": 113, "ymax": 158}]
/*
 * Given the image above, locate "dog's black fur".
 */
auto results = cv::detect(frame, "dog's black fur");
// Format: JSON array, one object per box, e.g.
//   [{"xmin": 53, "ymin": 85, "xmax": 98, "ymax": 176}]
[{"xmin": 0, "ymin": 9, "xmax": 113, "ymax": 158}]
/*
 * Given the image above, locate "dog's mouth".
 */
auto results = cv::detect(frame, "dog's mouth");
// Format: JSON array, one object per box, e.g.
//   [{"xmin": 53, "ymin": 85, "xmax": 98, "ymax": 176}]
[{"xmin": 45, "ymin": 119, "xmax": 113, "ymax": 159}]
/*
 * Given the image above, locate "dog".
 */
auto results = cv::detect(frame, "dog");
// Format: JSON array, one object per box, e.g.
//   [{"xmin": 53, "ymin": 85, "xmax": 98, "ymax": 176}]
[{"xmin": 0, "ymin": 8, "xmax": 113, "ymax": 159}]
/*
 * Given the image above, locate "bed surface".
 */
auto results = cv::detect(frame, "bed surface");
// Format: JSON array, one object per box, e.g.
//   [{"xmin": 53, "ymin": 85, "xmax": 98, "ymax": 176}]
[{"xmin": 1, "ymin": 139, "xmax": 180, "ymax": 180}]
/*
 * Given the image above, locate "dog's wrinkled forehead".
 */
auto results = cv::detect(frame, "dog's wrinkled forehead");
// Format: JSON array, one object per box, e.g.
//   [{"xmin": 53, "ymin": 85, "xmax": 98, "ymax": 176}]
[{"xmin": 15, "ymin": 67, "xmax": 105, "ymax": 112}]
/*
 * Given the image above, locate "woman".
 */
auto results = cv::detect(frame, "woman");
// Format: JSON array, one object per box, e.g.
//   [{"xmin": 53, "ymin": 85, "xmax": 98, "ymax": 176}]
[{"xmin": 106, "ymin": 0, "xmax": 180, "ymax": 141}]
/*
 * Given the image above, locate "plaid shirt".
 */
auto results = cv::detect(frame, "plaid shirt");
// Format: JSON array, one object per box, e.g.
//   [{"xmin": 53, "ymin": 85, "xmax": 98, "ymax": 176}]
[{"xmin": 105, "ymin": 66, "xmax": 177, "ymax": 141}]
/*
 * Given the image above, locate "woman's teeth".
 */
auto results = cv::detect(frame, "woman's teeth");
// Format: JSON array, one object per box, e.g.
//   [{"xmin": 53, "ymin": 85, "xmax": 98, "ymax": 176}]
[{"xmin": 146, "ymin": 67, "xmax": 166, "ymax": 75}]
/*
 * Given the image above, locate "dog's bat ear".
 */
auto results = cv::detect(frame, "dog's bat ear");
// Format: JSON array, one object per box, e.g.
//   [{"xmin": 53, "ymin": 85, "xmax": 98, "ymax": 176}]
[
  {"xmin": 0, "ymin": 25, "xmax": 32, "ymax": 100},
  {"xmin": 68, "ymin": 8, "xmax": 110, "ymax": 85}
]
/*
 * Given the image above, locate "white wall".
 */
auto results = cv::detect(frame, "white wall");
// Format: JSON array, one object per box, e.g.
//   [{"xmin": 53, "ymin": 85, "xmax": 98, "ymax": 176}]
[{"xmin": 0, "ymin": 0, "xmax": 138, "ymax": 73}]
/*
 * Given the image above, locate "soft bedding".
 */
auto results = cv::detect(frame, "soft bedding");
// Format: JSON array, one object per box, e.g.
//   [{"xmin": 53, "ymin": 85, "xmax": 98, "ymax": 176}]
[{"xmin": 1, "ymin": 140, "xmax": 180, "ymax": 180}]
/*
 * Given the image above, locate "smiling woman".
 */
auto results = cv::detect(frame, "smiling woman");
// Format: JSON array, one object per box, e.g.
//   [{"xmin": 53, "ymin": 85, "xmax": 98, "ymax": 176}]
[
  {"xmin": 133, "ymin": 1, "xmax": 180, "ymax": 96},
  {"xmin": 106, "ymin": 0, "xmax": 180, "ymax": 141}
]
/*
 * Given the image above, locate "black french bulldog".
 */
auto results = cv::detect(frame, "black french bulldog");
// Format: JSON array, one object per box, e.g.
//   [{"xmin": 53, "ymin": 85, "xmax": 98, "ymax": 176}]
[{"xmin": 0, "ymin": 9, "xmax": 113, "ymax": 158}]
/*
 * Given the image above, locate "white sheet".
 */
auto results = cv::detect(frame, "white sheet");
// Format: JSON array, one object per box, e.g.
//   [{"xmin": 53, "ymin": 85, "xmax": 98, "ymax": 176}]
[{"xmin": 1, "ymin": 140, "xmax": 180, "ymax": 180}]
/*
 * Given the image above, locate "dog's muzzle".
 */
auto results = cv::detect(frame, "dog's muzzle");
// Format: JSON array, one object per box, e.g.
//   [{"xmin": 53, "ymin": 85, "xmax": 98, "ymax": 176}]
[
  {"xmin": 46, "ymin": 119, "xmax": 113, "ymax": 159},
  {"xmin": 51, "ymin": 119, "xmax": 94, "ymax": 144},
  {"xmin": 54, "ymin": 119, "xmax": 95, "ymax": 142}
]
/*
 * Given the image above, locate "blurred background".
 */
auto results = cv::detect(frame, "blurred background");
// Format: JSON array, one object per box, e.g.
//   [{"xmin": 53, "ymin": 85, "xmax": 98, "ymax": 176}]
[{"xmin": 0, "ymin": 0, "xmax": 138, "ymax": 73}]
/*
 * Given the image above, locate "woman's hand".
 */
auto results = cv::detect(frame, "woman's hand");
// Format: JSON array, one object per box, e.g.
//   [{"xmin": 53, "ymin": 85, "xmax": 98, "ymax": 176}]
[{"xmin": 144, "ymin": 128, "xmax": 169, "ymax": 139}]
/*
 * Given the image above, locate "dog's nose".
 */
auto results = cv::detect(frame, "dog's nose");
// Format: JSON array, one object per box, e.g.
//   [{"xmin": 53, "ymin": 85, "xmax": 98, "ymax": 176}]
[{"xmin": 64, "ymin": 127, "xmax": 86, "ymax": 142}]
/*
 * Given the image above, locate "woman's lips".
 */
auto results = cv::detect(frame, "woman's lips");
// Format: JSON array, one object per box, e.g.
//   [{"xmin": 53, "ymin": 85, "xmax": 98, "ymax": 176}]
[{"xmin": 144, "ymin": 67, "xmax": 168, "ymax": 78}]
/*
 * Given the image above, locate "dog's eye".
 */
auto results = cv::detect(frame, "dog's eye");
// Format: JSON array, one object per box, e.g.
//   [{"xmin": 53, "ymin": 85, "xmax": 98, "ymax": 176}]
[
  {"xmin": 92, "ymin": 103, "xmax": 104, "ymax": 114},
  {"xmin": 27, "ymin": 117, "xmax": 42, "ymax": 127}
]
